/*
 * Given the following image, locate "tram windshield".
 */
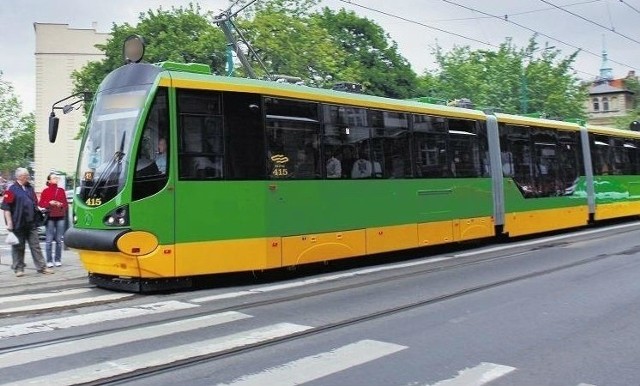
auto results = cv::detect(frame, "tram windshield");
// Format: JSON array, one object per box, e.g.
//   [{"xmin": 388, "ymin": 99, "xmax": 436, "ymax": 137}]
[{"xmin": 76, "ymin": 80, "xmax": 154, "ymax": 207}]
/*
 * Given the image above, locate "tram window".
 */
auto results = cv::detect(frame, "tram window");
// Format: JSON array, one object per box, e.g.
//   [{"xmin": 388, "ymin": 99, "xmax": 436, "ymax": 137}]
[
  {"xmin": 556, "ymin": 130, "xmax": 582, "ymax": 195},
  {"xmin": 448, "ymin": 119, "xmax": 483, "ymax": 178},
  {"xmin": 265, "ymin": 98, "xmax": 320, "ymax": 179},
  {"xmin": 591, "ymin": 134, "xmax": 609, "ymax": 175},
  {"xmin": 373, "ymin": 111, "xmax": 411, "ymax": 179},
  {"xmin": 501, "ymin": 125, "xmax": 536, "ymax": 196},
  {"xmin": 321, "ymin": 105, "xmax": 370, "ymax": 179},
  {"xmin": 531, "ymin": 128, "xmax": 560, "ymax": 197},
  {"xmin": 224, "ymin": 92, "xmax": 265, "ymax": 180},
  {"xmin": 133, "ymin": 87, "xmax": 169, "ymax": 201},
  {"xmin": 177, "ymin": 90, "xmax": 224, "ymax": 180},
  {"xmin": 625, "ymin": 140, "xmax": 640, "ymax": 175},
  {"xmin": 413, "ymin": 114, "xmax": 448, "ymax": 178}
]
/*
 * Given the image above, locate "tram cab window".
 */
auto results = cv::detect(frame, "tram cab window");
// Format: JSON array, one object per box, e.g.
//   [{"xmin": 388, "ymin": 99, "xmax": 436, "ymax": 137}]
[
  {"xmin": 133, "ymin": 87, "xmax": 169, "ymax": 201},
  {"xmin": 265, "ymin": 98, "xmax": 320, "ymax": 180},
  {"xmin": 177, "ymin": 90, "xmax": 224, "ymax": 180}
]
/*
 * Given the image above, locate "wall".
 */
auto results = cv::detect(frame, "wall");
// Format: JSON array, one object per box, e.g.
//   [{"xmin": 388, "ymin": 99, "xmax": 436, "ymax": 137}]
[{"xmin": 33, "ymin": 23, "xmax": 109, "ymax": 191}]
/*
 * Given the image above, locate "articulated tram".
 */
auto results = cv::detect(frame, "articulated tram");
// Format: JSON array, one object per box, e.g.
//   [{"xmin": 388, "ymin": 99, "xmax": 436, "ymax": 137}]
[{"xmin": 54, "ymin": 41, "xmax": 640, "ymax": 291}]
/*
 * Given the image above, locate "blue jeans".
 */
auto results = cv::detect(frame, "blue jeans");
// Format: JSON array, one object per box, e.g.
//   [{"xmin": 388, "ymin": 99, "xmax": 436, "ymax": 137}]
[{"xmin": 45, "ymin": 217, "xmax": 65, "ymax": 263}]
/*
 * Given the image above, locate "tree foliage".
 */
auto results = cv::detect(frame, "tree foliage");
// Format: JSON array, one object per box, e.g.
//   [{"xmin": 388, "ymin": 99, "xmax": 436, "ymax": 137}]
[
  {"xmin": 615, "ymin": 77, "xmax": 640, "ymax": 130},
  {"xmin": 0, "ymin": 72, "xmax": 35, "ymax": 177},
  {"xmin": 71, "ymin": 3, "xmax": 588, "ymax": 124},
  {"xmin": 72, "ymin": 4, "xmax": 227, "ymax": 96},
  {"xmin": 420, "ymin": 36, "xmax": 587, "ymax": 120},
  {"xmin": 72, "ymin": 1, "xmax": 419, "ymax": 100}
]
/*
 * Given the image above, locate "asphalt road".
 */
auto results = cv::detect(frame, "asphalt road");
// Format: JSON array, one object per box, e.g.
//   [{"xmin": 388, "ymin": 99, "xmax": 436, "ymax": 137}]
[{"xmin": 2, "ymin": 221, "xmax": 640, "ymax": 385}]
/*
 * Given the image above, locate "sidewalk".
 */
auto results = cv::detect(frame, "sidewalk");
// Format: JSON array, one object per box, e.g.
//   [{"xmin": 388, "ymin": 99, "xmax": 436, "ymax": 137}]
[{"xmin": 0, "ymin": 223, "xmax": 89, "ymax": 290}]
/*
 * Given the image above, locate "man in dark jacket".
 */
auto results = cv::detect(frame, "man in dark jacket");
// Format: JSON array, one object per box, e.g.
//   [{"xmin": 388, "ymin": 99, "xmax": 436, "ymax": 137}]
[{"xmin": 1, "ymin": 167, "xmax": 54, "ymax": 277}]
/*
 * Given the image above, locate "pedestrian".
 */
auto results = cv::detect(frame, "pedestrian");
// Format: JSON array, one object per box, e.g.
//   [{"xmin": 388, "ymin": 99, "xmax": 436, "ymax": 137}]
[
  {"xmin": 38, "ymin": 173, "xmax": 69, "ymax": 267},
  {"xmin": 1, "ymin": 167, "xmax": 54, "ymax": 277}
]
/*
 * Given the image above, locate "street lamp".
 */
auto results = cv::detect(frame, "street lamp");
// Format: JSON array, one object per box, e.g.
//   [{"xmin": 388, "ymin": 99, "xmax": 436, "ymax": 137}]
[{"xmin": 520, "ymin": 46, "xmax": 555, "ymax": 114}]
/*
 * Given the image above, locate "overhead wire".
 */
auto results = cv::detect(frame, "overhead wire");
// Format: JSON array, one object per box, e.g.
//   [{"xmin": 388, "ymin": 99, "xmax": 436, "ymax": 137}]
[
  {"xmin": 333, "ymin": 0, "xmax": 637, "ymax": 75},
  {"xmin": 538, "ymin": 0, "xmax": 640, "ymax": 45},
  {"xmin": 618, "ymin": 0, "xmax": 640, "ymax": 15},
  {"xmin": 336, "ymin": 0, "xmax": 499, "ymax": 48},
  {"xmin": 441, "ymin": 0, "xmax": 638, "ymax": 71}
]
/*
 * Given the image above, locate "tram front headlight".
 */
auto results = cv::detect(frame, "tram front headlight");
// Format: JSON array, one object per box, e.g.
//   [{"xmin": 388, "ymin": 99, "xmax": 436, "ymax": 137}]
[{"xmin": 103, "ymin": 205, "xmax": 129, "ymax": 227}]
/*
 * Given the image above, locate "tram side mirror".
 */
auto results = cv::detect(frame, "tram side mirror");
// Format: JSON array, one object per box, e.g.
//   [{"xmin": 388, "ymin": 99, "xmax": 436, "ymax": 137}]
[
  {"xmin": 48, "ymin": 112, "xmax": 60, "ymax": 143},
  {"xmin": 630, "ymin": 120, "xmax": 640, "ymax": 132}
]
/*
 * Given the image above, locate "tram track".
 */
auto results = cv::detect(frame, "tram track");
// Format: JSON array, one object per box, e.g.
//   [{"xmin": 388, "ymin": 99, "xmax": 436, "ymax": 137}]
[
  {"xmin": 81, "ymin": 244, "xmax": 622, "ymax": 385},
  {"xmin": 3, "ymin": 224, "xmax": 638, "ymax": 385}
]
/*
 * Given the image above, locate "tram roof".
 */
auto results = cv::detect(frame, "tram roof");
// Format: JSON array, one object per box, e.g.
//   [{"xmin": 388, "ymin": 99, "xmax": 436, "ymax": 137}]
[
  {"xmin": 157, "ymin": 70, "xmax": 487, "ymax": 121},
  {"xmin": 154, "ymin": 63, "xmax": 640, "ymax": 138}
]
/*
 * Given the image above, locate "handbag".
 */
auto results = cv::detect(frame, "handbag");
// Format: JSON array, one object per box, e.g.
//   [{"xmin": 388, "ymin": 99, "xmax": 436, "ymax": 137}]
[
  {"xmin": 5, "ymin": 231, "xmax": 19, "ymax": 245},
  {"xmin": 34, "ymin": 208, "xmax": 47, "ymax": 227}
]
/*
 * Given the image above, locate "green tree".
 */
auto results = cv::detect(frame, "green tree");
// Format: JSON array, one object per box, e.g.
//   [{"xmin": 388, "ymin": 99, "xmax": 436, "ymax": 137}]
[
  {"xmin": 614, "ymin": 76, "xmax": 640, "ymax": 130},
  {"xmin": 421, "ymin": 37, "xmax": 587, "ymax": 119},
  {"xmin": 72, "ymin": 4, "xmax": 227, "ymax": 97},
  {"xmin": 0, "ymin": 72, "xmax": 35, "ymax": 176},
  {"xmin": 239, "ymin": 0, "xmax": 345, "ymax": 83},
  {"xmin": 312, "ymin": 7, "xmax": 418, "ymax": 98},
  {"xmin": 73, "ymin": 1, "xmax": 420, "ymax": 104}
]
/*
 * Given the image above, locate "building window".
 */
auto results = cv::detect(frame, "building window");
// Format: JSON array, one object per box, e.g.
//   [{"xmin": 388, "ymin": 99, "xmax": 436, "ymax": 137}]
[
  {"xmin": 592, "ymin": 98, "xmax": 600, "ymax": 112},
  {"xmin": 603, "ymin": 97, "xmax": 609, "ymax": 112}
]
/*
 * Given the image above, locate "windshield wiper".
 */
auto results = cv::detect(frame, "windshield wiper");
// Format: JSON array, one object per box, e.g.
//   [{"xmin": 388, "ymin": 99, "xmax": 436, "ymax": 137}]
[{"xmin": 87, "ymin": 132, "xmax": 126, "ymax": 199}]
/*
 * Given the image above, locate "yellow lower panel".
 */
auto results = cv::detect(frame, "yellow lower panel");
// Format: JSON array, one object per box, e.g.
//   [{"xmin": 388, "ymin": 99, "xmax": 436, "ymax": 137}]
[
  {"xmin": 175, "ymin": 237, "xmax": 281, "ymax": 276},
  {"xmin": 79, "ymin": 244, "xmax": 175, "ymax": 278},
  {"xmin": 453, "ymin": 216, "xmax": 495, "ymax": 241},
  {"xmin": 504, "ymin": 206, "xmax": 589, "ymax": 237},
  {"xmin": 418, "ymin": 220, "xmax": 454, "ymax": 246},
  {"xmin": 282, "ymin": 230, "xmax": 366, "ymax": 266},
  {"xmin": 79, "ymin": 250, "xmax": 140, "ymax": 277},
  {"xmin": 595, "ymin": 201, "xmax": 640, "ymax": 221},
  {"xmin": 366, "ymin": 224, "xmax": 418, "ymax": 254}
]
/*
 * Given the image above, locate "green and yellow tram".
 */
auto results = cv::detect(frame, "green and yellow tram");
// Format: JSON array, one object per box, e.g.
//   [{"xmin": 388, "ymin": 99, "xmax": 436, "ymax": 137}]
[{"xmin": 53, "ymin": 42, "xmax": 640, "ymax": 291}]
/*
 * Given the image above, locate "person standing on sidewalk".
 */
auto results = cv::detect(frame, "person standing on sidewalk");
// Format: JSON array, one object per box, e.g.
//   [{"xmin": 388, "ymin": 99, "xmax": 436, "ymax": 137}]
[
  {"xmin": 38, "ymin": 173, "xmax": 68, "ymax": 267},
  {"xmin": 1, "ymin": 167, "xmax": 54, "ymax": 277}
]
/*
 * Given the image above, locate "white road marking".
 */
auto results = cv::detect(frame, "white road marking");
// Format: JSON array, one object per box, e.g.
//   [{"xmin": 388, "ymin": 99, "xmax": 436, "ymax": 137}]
[
  {"xmin": 216, "ymin": 339, "xmax": 407, "ymax": 386},
  {"xmin": 0, "ymin": 293, "xmax": 132, "ymax": 314},
  {"xmin": 0, "ymin": 288, "xmax": 94, "ymax": 304},
  {"xmin": 427, "ymin": 362, "xmax": 516, "ymax": 386},
  {"xmin": 0, "ymin": 300, "xmax": 198, "ymax": 339},
  {"xmin": 0, "ymin": 311, "xmax": 252, "ymax": 368},
  {"xmin": 5, "ymin": 322, "xmax": 312, "ymax": 386}
]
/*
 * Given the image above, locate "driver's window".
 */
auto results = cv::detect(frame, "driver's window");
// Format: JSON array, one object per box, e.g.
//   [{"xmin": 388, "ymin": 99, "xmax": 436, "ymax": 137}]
[
  {"xmin": 132, "ymin": 88, "xmax": 169, "ymax": 201},
  {"xmin": 135, "ymin": 88, "xmax": 169, "ymax": 178}
]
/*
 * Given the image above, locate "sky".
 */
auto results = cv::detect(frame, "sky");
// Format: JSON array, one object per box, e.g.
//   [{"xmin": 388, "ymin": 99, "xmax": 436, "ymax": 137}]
[{"xmin": 1, "ymin": 0, "xmax": 639, "ymax": 113}]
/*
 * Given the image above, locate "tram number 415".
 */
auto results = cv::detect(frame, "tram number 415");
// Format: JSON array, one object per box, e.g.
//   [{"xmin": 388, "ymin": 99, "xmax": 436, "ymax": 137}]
[{"xmin": 85, "ymin": 197, "xmax": 102, "ymax": 206}]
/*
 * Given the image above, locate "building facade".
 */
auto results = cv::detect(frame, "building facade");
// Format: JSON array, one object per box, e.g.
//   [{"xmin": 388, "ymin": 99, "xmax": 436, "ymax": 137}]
[
  {"xmin": 33, "ymin": 23, "xmax": 109, "ymax": 190},
  {"xmin": 585, "ymin": 49, "xmax": 637, "ymax": 127}
]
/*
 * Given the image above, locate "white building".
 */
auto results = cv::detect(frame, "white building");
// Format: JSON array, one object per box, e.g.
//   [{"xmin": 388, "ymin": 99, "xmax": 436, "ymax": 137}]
[{"xmin": 33, "ymin": 23, "xmax": 109, "ymax": 191}]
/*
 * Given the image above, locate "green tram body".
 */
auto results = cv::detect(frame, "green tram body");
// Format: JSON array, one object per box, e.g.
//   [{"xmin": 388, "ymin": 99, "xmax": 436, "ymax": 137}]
[{"xmin": 62, "ymin": 61, "xmax": 640, "ymax": 291}]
